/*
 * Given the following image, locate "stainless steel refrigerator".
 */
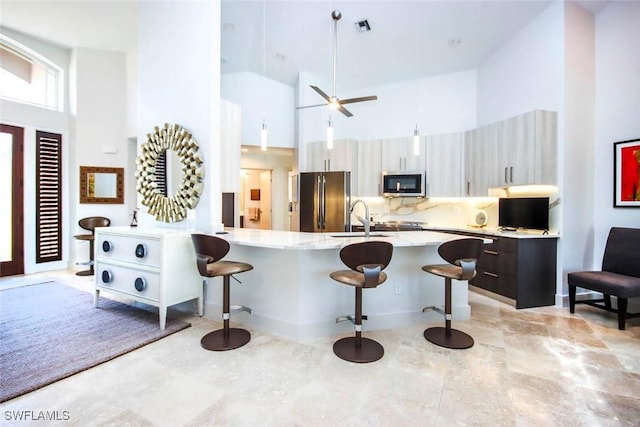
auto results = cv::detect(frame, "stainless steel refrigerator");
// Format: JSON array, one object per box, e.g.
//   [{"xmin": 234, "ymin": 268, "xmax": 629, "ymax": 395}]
[{"xmin": 299, "ymin": 171, "xmax": 351, "ymax": 232}]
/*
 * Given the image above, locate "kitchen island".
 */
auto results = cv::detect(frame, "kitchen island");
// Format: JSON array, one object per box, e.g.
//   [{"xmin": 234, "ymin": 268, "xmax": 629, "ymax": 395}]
[{"xmin": 203, "ymin": 228, "xmax": 480, "ymax": 341}]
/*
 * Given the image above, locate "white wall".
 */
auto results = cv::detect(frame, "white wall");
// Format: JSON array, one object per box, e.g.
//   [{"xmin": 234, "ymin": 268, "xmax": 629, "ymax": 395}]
[
  {"xmin": 222, "ymin": 72, "xmax": 294, "ymax": 148},
  {"xmin": 137, "ymin": 1, "xmax": 221, "ymax": 232},
  {"xmin": 561, "ymin": 2, "xmax": 596, "ymax": 296},
  {"xmin": 593, "ymin": 1, "xmax": 640, "ymax": 260},
  {"xmin": 476, "ymin": 1, "xmax": 563, "ymax": 125}
]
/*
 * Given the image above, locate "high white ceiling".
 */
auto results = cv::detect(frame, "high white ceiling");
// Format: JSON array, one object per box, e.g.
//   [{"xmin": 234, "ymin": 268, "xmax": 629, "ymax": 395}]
[{"xmin": 0, "ymin": 0, "xmax": 613, "ymax": 92}]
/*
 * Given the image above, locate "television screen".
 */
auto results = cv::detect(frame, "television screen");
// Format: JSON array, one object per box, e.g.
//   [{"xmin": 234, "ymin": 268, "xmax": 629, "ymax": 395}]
[{"xmin": 498, "ymin": 197, "xmax": 549, "ymax": 231}]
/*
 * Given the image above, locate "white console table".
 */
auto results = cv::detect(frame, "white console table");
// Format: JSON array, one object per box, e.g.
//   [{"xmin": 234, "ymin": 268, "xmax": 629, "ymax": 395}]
[{"xmin": 94, "ymin": 227, "xmax": 202, "ymax": 329}]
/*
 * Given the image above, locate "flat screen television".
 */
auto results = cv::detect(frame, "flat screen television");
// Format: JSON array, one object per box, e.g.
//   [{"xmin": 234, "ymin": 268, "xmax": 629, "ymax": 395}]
[{"xmin": 498, "ymin": 197, "xmax": 549, "ymax": 231}]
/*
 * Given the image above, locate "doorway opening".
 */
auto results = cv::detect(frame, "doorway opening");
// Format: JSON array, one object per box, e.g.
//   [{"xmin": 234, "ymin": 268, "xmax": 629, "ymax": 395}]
[{"xmin": 240, "ymin": 145, "xmax": 294, "ymax": 230}]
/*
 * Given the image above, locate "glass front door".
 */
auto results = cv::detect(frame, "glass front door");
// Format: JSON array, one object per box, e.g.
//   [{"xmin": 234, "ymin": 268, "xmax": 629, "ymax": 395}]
[{"xmin": 0, "ymin": 124, "xmax": 24, "ymax": 276}]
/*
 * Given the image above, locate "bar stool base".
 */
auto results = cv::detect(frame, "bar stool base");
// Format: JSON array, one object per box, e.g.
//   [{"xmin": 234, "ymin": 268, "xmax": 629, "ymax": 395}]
[
  {"xmin": 333, "ymin": 337, "xmax": 384, "ymax": 363},
  {"xmin": 201, "ymin": 328, "xmax": 251, "ymax": 351},
  {"xmin": 76, "ymin": 269, "xmax": 94, "ymax": 276},
  {"xmin": 424, "ymin": 327, "xmax": 474, "ymax": 349}
]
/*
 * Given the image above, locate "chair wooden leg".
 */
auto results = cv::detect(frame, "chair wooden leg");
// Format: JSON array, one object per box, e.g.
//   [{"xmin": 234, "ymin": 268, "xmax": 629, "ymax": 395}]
[
  {"xmin": 569, "ymin": 285, "xmax": 576, "ymax": 313},
  {"xmin": 617, "ymin": 298, "xmax": 628, "ymax": 330},
  {"xmin": 604, "ymin": 294, "xmax": 612, "ymax": 310}
]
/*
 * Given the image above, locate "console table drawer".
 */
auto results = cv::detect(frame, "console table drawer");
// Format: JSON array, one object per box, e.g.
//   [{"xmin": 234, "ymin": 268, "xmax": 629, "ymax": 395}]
[
  {"xmin": 97, "ymin": 263, "xmax": 160, "ymax": 302},
  {"xmin": 96, "ymin": 234, "xmax": 161, "ymax": 267}
]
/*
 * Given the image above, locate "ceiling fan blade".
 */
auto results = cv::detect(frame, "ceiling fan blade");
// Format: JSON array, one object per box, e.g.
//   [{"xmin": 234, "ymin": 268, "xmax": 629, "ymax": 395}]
[
  {"xmin": 336, "ymin": 105, "xmax": 353, "ymax": 117},
  {"xmin": 339, "ymin": 95, "xmax": 378, "ymax": 105},
  {"xmin": 310, "ymin": 85, "xmax": 331, "ymax": 102},
  {"xmin": 296, "ymin": 103, "xmax": 327, "ymax": 110}
]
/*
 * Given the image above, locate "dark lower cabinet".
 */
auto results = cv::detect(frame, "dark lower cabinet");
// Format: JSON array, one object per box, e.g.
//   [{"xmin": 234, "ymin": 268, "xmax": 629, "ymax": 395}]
[{"xmin": 471, "ymin": 236, "xmax": 557, "ymax": 309}]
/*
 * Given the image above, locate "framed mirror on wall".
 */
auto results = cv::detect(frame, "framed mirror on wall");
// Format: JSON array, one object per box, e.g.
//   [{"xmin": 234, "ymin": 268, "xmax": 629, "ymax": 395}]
[{"xmin": 79, "ymin": 166, "xmax": 124, "ymax": 204}]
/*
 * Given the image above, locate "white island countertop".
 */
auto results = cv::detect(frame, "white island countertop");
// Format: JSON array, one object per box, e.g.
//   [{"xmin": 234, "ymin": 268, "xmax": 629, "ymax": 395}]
[{"xmin": 216, "ymin": 228, "xmax": 471, "ymax": 250}]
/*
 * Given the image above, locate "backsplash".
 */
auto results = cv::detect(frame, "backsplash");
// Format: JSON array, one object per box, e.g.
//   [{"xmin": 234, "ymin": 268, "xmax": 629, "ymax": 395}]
[{"xmin": 351, "ymin": 185, "xmax": 561, "ymax": 233}]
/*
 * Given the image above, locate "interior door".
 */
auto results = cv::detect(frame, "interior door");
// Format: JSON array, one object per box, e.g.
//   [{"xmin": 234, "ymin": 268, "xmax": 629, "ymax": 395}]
[
  {"xmin": 259, "ymin": 170, "xmax": 272, "ymax": 229},
  {"xmin": 0, "ymin": 124, "xmax": 24, "ymax": 276}
]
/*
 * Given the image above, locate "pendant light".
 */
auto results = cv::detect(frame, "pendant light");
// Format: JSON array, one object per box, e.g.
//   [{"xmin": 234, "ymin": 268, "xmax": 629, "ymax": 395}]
[
  {"xmin": 260, "ymin": 0, "xmax": 268, "ymax": 151},
  {"xmin": 412, "ymin": 14, "xmax": 420, "ymax": 156},
  {"xmin": 326, "ymin": 116, "xmax": 334, "ymax": 150},
  {"xmin": 261, "ymin": 119, "xmax": 268, "ymax": 151}
]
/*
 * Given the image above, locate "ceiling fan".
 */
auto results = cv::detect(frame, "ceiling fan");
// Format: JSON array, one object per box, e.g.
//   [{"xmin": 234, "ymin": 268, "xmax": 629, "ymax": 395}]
[{"xmin": 297, "ymin": 10, "xmax": 377, "ymax": 117}]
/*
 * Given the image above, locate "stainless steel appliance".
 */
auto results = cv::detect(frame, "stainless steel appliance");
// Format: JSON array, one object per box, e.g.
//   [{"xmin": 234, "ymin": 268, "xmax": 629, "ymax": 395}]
[
  {"xmin": 299, "ymin": 171, "xmax": 351, "ymax": 232},
  {"xmin": 381, "ymin": 171, "xmax": 426, "ymax": 197}
]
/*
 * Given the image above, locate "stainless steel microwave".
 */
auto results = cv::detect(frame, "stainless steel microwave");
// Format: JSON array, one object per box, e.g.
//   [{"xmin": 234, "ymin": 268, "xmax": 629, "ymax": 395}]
[{"xmin": 381, "ymin": 171, "xmax": 426, "ymax": 197}]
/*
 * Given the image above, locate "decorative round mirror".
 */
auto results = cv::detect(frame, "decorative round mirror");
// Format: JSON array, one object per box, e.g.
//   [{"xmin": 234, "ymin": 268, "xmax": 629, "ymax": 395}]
[{"xmin": 135, "ymin": 123, "xmax": 204, "ymax": 223}]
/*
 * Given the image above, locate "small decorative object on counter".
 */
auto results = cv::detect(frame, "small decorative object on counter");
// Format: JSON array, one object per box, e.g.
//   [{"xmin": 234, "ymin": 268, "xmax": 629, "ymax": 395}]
[{"xmin": 130, "ymin": 208, "xmax": 139, "ymax": 227}]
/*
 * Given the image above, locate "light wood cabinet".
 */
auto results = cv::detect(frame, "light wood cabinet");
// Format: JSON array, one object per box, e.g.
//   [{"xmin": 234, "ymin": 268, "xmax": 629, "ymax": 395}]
[
  {"xmin": 306, "ymin": 138, "xmax": 357, "ymax": 173},
  {"xmin": 464, "ymin": 122, "xmax": 499, "ymax": 196},
  {"xmin": 426, "ymin": 133, "xmax": 464, "ymax": 197},
  {"xmin": 356, "ymin": 139, "xmax": 382, "ymax": 197},
  {"xmin": 380, "ymin": 136, "xmax": 426, "ymax": 172},
  {"xmin": 465, "ymin": 110, "xmax": 557, "ymax": 196}
]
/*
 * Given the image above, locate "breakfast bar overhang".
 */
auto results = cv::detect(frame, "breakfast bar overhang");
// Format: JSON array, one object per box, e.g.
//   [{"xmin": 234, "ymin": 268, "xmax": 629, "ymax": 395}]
[{"xmin": 202, "ymin": 229, "xmax": 481, "ymax": 341}]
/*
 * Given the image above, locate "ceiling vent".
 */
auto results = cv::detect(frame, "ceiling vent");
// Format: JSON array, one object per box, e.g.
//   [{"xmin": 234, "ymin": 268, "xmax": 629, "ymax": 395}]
[{"xmin": 355, "ymin": 19, "xmax": 371, "ymax": 32}]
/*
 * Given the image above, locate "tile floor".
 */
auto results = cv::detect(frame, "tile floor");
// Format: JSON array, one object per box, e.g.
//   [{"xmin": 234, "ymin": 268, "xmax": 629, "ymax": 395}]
[{"xmin": 1, "ymin": 270, "xmax": 639, "ymax": 426}]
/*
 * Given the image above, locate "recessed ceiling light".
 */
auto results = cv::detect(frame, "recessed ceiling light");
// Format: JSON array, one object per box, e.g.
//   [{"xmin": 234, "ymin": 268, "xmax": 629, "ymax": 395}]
[{"xmin": 449, "ymin": 37, "xmax": 462, "ymax": 47}]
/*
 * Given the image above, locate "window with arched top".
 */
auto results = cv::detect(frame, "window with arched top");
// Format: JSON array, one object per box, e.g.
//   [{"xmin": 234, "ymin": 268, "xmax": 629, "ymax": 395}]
[{"xmin": 0, "ymin": 35, "xmax": 63, "ymax": 111}]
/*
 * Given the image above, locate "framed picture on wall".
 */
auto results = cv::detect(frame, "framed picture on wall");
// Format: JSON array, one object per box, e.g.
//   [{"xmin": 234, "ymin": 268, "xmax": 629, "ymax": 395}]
[{"xmin": 614, "ymin": 138, "xmax": 640, "ymax": 207}]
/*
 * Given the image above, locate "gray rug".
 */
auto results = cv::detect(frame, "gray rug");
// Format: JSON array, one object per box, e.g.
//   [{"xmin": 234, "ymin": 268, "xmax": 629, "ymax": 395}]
[{"xmin": 0, "ymin": 281, "xmax": 190, "ymax": 402}]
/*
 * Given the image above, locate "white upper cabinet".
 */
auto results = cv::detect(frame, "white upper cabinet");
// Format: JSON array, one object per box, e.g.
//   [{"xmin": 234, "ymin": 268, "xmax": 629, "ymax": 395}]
[
  {"xmin": 380, "ymin": 136, "xmax": 426, "ymax": 172},
  {"xmin": 426, "ymin": 133, "xmax": 464, "ymax": 197},
  {"xmin": 356, "ymin": 139, "xmax": 382, "ymax": 197}
]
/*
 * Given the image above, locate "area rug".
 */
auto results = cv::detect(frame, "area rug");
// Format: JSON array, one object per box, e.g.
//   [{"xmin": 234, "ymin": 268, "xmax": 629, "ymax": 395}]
[{"xmin": 0, "ymin": 281, "xmax": 190, "ymax": 402}]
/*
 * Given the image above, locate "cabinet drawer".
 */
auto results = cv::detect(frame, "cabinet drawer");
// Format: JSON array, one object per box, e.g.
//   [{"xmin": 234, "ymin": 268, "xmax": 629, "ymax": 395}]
[
  {"xmin": 472, "ymin": 268, "xmax": 516, "ymax": 299},
  {"xmin": 96, "ymin": 234, "xmax": 161, "ymax": 267},
  {"xmin": 472, "ymin": 268, "xmax": 499, "ymax": 293},
  {"xmin": 477, "ymin": 249, "xmax": 516, "ymax": 275},
  {"xmin": 97, "ymin": 263, "xmax": 160, "ymax": 302}
]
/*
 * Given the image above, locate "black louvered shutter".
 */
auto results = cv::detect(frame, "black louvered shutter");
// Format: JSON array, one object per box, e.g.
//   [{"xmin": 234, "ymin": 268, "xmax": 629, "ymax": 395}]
[{"xmin": 35, "ymin": 130, "xmax": 62, "ymax": 263}]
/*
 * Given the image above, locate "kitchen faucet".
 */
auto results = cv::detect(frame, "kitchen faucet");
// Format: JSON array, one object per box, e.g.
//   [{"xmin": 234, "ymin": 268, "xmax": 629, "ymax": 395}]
[{"xmin": 350, "ymin": 199, "xmax": 370, "ymax": 238}]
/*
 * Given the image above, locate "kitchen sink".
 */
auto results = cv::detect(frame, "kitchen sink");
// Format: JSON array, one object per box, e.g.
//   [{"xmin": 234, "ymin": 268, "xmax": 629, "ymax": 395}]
[{"xmin": 329, "ymin": 232, "xmax": 389, "ymax": 238}]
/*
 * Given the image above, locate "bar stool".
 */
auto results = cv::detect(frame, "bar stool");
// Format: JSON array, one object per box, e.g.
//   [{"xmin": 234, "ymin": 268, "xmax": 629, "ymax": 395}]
[
  {"xmin": 191, "ymin": 233, "xmax": 253, "ymax": 351},
  {"xmin": 74, "ymin": 216, "xmax": 110, "ymax": 276},
  {"xmin": 330, "ymin": 241, "xmax": 393, "ymax": 363},
  {"xmin": 421, "ymin": 238, "xmax": 482, "ymax": 349}
]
